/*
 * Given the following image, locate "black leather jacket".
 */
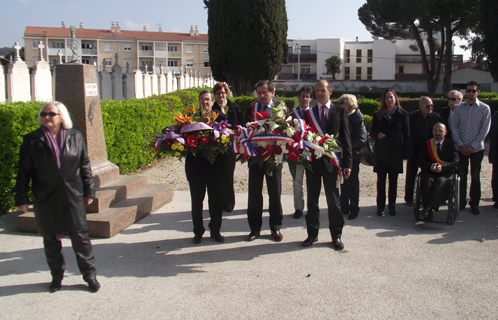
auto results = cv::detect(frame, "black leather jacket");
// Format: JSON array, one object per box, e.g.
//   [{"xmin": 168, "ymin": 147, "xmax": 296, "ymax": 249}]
[{"xmin": 349, "ymin": 109, "xmax": 367, "ymax": 157}]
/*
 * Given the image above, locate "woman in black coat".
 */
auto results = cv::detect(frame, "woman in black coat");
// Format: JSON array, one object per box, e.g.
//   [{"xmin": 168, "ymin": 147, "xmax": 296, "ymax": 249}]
[
  {"xmin": 338, "ymin": 94, "xmax": 367, "ymax": 220},
  {"xmin": 15, "ymin": 101, "xmax": 100, "ymax": 293},
  {"xmin": 211, "ymin": 82, "xmax": 243, "ymax": 212},
  {"xmin": 370, "ymin": 89, "xmax": 411, "ymax": 216}
]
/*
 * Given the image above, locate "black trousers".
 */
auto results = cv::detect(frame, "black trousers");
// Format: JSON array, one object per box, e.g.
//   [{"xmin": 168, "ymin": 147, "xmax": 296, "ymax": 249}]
[
  {"xmin": 493, "ymin": 163, "xmax": 498, "ymax": 203},
  {"xmin": 247, "ymin": 163, "xmax": 283, "ymax": 233},
  {"xmin": 420, "ymin": 171, "xmax": 452, "ymax": 211},
  {"xmin": 185, "ymin": 154, "xmax": 223, "ymax": 236},
  {"xmin": 305, "ymin": 159, "xmax": 344, "ymax": 239},
  {"xmin": 222, "ymin": 156, "xmax": 236, "ymax": 210},
  {"xmin": 376, "ymin": 170, "xmax": 399, "ymax": 211},
  {"xmin": 458, "ymin": 150, "xmax": 484, "ymax": 207},
  {"xmin": 404, "ymin": 155, "xmax": 419, "ymax": 203},
  {"xmin": 43, "ymin": 229, "xmax": 96, "ymax": 281}
]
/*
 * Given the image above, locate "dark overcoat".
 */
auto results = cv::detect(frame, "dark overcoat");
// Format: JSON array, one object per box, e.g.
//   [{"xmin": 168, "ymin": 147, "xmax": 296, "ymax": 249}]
[
  {"xmin": 370, "ymin": 107, "xmax": 411, "ymax": 173},
  {"xmin": 15, "ymin": 127, "xmax": 95, "ymax": 236}
]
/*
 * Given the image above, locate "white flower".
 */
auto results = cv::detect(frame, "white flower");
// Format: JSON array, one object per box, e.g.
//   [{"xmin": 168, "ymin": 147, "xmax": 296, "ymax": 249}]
[{"xmin": 285, "ymin": 127, "xmax": 295, "ymax": 137}]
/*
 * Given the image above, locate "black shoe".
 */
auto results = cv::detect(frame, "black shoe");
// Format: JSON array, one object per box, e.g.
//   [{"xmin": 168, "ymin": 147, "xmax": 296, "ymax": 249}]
[
  {"xmin": 342, "ymin": 211, "xmax": 349, "ymax": 215},
  {"xmin": 376, "ymin": 209, "xmax": 385, "ymax": 216},
  {"xmin": 247, "ymin": 231, "xmax": 260, "ymax": 241},
  {"xmin": 86, "ymin": 277, "xmax": 101, "ymax": 293},
  {"xmin": 293, "ymin": 209, "xmax": 303, "ymax": 219},
  {"xmin": 460, "ymin": 201, "xmax": 467, "ymax": 211},
  {"xmin": 420, "ymin": 207, "xmax": 430, "ymax": 220},
  {"xmin": 389, "ymin": 209, "xmax": 396, "ymax": 216},
  {"xmin": 493, "ymin": 202, "xmax": 498, "ymax": 209},
  {"xmin": 302, "ymin": 236, "xmax": 318, "ymax": 247},
  {"xmin": 405, "ymin": 201, "xmax": 413, "ymax": 207},
  {"xmin": 210, "ymin": 233, "xmax": 225, "ymax": 243},
  {"xmin": 471, "ymin": 205, "xmax": 480, "ymax": 215},
  {"xmin": 193, "ymin": 234, "xmax": 202, "ymax": 244},
  {"xmin": 332, "ymin": 237, "xmax": 345, "ymax": 251},
  {"xmin": 271, "ymin": 230, "xmax": 283, "ymax": 242},
  {"xmin": 49, "ymin": 278, "xmax": 62, "ymax": 293},
  {"xmin": 348, "ymin": 212, "xmax": 358, "ymax": 220},
  {"xmin": 224, "ymin": 204, "xmax": 234, "ymax": 212}
]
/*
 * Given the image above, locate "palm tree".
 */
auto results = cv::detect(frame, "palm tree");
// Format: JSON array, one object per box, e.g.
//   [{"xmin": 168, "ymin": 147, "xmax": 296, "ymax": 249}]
[{"xmin": 325, "ymin": 55, "xmax": 342, "ymax": 80}]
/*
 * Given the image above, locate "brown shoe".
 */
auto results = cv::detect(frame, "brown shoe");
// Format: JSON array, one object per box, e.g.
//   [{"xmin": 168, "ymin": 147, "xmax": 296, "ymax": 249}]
[
  {"xmin": 271, "ymin": 230, "xmax": 283, "ymax": 242},
  {"xmin": 332, "ymin": 238, "xmax": 344, "ymax": 251}
]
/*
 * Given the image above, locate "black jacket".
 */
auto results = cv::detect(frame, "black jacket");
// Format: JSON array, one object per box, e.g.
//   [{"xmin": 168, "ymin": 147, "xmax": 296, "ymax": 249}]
[
  {"xmin": 349, "ymin": 109, "xmax": 367, "ymax": 157},
  {"xmin": 409, "ymin": 109, "xmax": 443, "ymax": 156},
  {"xmin": 418, "ymin": 139, "xmax": 459, "ymax": 175},
  {"xmin": 441, "ymin": 106, "xmax": 453, "ymax": 141},
  {"xmin": 15, "ymin": 127, "xmax": 95, "ymax": 236},
  {"xmin": 489, "ymin": 112, "xmax": 498, "ymax": 164},
  {"xmin": 212, "ymin": 99, "xmax": 244, "ymax": 127},
  {"xmin": 371, "ymin": 107, "xmax": 411, "ymax": 173}
]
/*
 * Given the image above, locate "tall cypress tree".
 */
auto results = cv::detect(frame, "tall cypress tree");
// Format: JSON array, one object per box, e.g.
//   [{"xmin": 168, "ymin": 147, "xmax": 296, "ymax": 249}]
[
  {"xmin": 204, "ymin": 0, "xmax": 288, "ymax": 96},
  {"xmin": 479, "ymin": 0, "xmax": 498, "ymax": 80}
]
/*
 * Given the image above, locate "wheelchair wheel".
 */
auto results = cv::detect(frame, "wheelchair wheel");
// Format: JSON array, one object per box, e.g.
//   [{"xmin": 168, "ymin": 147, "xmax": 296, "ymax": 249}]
[
  {"xmin": 413, "ymin": 173, "xmax": 421, "ymax": 221},
  {"xmin": 447, "ymin": 176, "xmax": 460, "ymax": 225}
]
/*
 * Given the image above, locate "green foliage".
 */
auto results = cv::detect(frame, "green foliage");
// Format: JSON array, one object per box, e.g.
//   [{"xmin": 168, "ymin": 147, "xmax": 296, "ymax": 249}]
[
  {"xmin": 0, "ymin": 102, "xmax": 43, "ymax": 213},
  {"xmin": 204, "ymin": 0, "xmax": 288, "ymax": 96},
  {"xmin": 325, "ymin": 56, "xmax": 343, "ymax": 80},
  {"xmin": 357, "ymin": 99, "xmax": 380, "ymax": 116},
  {"xmin": 363, "ymin": 114, "xmax": 373, "ymax": 130}
]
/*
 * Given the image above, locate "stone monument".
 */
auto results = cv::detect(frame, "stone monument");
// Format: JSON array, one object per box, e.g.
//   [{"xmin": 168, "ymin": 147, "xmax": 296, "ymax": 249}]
[
  {"xmin": 31, "ymin": 41, "xmax": 53, "ymax": 102},
  {"xmin": 6, "ymin": 43, "xmax": 31, "ymax": 102},
  {"xmin": 99, "ymin": 60, "xmax": 112, "ymax": 100},
  {"xmin": 111, "ymin": 53, "xmax": 124, "ymax": 101}
]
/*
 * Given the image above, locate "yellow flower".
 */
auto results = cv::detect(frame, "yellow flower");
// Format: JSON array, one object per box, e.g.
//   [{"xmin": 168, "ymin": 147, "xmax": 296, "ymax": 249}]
[
  {"xmin": 178, "ymin": 145, "xmax": 184, "ymax": 151},
  {"xmin": 174, "ymin": 152, "xmax": 181, "ymax": 156}
]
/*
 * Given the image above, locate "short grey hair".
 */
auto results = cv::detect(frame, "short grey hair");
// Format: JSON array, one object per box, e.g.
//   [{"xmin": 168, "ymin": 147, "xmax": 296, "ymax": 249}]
[
  {"xmin": 448, "ymin": 90, "xmax": 463, "ymax": 100},
  {"xmin": 419, "ymin": 96, "xmax": 432, "ymax": 106},
  {"xmin": 37, "ymin": 101, "xmax": 73, "ymax": 129}
]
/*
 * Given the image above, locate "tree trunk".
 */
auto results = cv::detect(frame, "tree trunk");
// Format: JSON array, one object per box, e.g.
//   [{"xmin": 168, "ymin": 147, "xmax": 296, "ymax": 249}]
[{"xmin": 442, "ymin": 24, "xmax": 454, "ymax": 93}]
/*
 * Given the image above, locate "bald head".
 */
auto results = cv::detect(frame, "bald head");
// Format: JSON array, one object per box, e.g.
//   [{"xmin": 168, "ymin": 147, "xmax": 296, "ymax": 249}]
[{"xmin": 433, "ymin": 122, "xmax": 447, "ymax": 142}]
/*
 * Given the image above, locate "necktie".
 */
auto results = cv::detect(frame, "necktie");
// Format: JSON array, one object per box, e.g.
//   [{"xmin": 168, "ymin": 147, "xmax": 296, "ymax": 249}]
[
  {"xmin": 320, "ymin": 105, "xmax": 327, "ymax": 127},
  {"xmin": 437, "ymin": 143, "xmax": 441, "ymax": 156}
]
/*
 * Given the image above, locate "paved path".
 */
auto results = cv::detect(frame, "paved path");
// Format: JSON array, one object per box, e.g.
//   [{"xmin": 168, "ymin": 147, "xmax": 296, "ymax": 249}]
[{"xmin": 1, "ymin": 192, "xmax": 497, "ymax": 319}]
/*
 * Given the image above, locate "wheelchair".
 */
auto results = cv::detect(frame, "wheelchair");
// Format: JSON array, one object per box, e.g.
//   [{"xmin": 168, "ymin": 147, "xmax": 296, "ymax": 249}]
[{"xmin": 413, "ymin": 171, "xmax": 460, "ymax": 224}]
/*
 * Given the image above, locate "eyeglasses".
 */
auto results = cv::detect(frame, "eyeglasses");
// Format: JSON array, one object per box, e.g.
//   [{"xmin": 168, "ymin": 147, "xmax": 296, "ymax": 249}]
[
  {"xmin": 448, "ymin": 97, "xmax": 459, "ymax": 101},
  {"xmin": 425, "ymin": 104, "xmax": 434, "ymax": 108},
  {"xmin": 40, "ymin": 112, "xmax": 59, "ymax": 117},
  {"xmin": 215, "ymin": 91, "xmax": 227, "ymax": 95},
  {"xmin": 466, "ymin": 89, "xmax": 477, "ymax": 93}
]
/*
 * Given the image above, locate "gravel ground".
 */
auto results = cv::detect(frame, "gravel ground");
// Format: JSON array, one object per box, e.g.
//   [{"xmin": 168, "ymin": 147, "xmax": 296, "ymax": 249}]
[{"xmin": 132, "ymin": 144, "xmax": 493, "ymax": 200}]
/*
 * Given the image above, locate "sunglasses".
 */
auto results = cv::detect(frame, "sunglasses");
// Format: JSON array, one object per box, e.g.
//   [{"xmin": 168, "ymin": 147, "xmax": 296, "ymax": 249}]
[
  {"xmin": 448, "ymin": 97, "xmax": 459, "ymax": 101},
  {"xmin": 40, "ymin": 112, "xmax": 59, "ymax": 117},
  {"xmin": 466, "ymin": 89, "xmax": 477, "ymax": 93},
  {"xmin": 425, "ymin": 104, "xmax": 434, "ymax": 108}
]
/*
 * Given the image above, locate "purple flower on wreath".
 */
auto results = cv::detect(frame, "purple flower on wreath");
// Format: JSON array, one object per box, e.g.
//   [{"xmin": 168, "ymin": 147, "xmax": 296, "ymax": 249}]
[
  {"xmin": 212, "ymin": 120, "xmax": 231, "ymax": 140},
  {"xmin": 155, "ymin": 125, "xmax": 185, "ymax": 148}
]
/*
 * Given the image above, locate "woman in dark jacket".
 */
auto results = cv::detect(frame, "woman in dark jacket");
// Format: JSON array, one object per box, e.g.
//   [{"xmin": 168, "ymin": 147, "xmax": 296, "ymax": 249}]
[
  {"xmin": 339, "ymin": 94, "xmax": 367, "ymax": 220},
  {"xmin": 211, "ymin": 82, "xmax": 243, "ymax": 212},
  {"xmin": 370, "ymin": 89, "xmax": 411, "ymax": 216},
  {"xmin": 15, "ymin": 101, "xmax": 100, "ymax": 293}
]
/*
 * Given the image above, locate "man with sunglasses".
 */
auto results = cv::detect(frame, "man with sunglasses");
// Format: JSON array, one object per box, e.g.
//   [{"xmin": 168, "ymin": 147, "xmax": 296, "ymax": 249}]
[
  {"xmin": 441, "ymin": 90, "xmax": 464, "ymax": 141},
  {"xmin": 404, "ymin": 96, "xmax": 443, "ymax": 207},
  {"xmin": 450, "ymin": 81, "xmax": 491, "ymax": 214}
]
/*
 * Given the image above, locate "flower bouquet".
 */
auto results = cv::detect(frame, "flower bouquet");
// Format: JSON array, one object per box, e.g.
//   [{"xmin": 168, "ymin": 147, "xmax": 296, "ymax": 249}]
[{"xmin": 153, "ymin": 105, "xmax": 233, "ymax": 164}]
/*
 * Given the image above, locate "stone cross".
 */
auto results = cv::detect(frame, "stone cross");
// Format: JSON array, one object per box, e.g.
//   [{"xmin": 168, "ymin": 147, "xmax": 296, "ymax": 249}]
[
  {"xmin": 125, "ymin": 62, "xmax": 130, "ymax": 73},
  {"xmin": 102, "ymin": 59, "xmax": 107, "ymax": 71},
  {"xmin": 57, "ymin": 50, "xmax": 63, "ymax": 64},
  {"xmin": 114, "ymin": 53, "xmax": 119, "ymax": 65},
  {"xmin": 160, "ymin": 64, "xmax": 164, "ymax": 74},
  {"xmin": 144, "ymin": 63, "xmax": 148, "ymax": 74},
  {"xmin": 37, "ymin": 41, "xmax": 45, "ymax": 61},
  {"xmin": 13, "ymin": 42, "xmax": 21, "ymax": 61}
]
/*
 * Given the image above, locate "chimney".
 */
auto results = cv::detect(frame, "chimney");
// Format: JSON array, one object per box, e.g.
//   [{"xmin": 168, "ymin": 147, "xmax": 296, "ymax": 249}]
[
  {"xmin": 116, "ymin": 22, "xmax": 121, "ymax": 33},
  {"xmin": 356, "ymin": 36, "xmax": 358, "ymax": 42},
  {"xmin": 190, "ymin": 25, "xmax": 195, "ymax": 37},
  {"xmin": 111, "ymin": 22, "xmax": 116, "ymax": 33},
  {"xmin": 62, "ymin": 20, "xmax": 66, "ymax": 28},
  {"xmin": 143, "ymin": 25, "xmax": 147, "ymax": 31},
  {"xmin": 80, "ymin": 22, "xmax": 83, "ymax": 29},
  {"xmin": 159, "ymin": 25, "xmax": 163, "ymax": 32},
  {"xmin": 195, "ymin": 25, "xmax": 199, "ymax": 37}
]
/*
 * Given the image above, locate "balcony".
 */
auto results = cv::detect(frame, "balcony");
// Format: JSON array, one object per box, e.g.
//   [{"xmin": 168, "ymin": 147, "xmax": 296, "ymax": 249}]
[
  {"xmin": 48, "ymin": 48, "xmax": 65, "ymax": 56},
  {"xmin": 168, "ymin": 51, "xmax": 182, "ymax": 58},
  {"xmin": 395, "ymin": 74, "xmax": 426, "ymax": 81},
  {"xmin": 396, "ymin": 54, "xmax": 464, "ymax": 64},
  {"xmin": 287, "ymin": 53, "xmax": 317, "ymax": 63},
  {"xmin": 81, "ymin": 48, "xmax": 97, "ymax": 55},
  {"xmin": 277, "ymin": 73, "xmax": 317, "ymax": 80}
]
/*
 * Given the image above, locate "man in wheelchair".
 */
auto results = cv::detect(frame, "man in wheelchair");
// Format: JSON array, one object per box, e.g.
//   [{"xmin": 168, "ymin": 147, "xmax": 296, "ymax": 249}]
[{"xmin": 418, "ymin": 123, "xmax": 459, "ymax": 221}]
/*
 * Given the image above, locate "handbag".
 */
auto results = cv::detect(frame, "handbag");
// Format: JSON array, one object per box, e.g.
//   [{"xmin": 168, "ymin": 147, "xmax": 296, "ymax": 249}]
[{"xmin": 359, "ymin": 134, "xmax": 376, "ymax": 166}]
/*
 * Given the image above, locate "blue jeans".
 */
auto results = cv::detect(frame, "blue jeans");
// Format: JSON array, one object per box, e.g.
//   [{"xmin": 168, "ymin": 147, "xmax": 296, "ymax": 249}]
[
  {"xmin": 341, "ymin": 157, "xmax": 361, "ymax": 214},
  {"xmin": 458, "ymin": 150, "xmax": 484, "ymax": 208}
]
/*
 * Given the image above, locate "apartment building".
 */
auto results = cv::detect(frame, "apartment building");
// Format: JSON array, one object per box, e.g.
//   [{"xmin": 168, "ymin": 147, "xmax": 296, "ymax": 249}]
[
  {"xmin": 280, "ymin": 37, "xmax": 463, "ymax": 82},
  {"xmin": 23, "ymin": 22, "xmax": 211, "ymax": 75}
]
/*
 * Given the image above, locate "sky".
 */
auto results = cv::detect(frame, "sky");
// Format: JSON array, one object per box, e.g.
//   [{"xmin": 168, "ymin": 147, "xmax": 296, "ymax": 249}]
[{"xmin": 1, "ymin": 0, "xmax": 470, "ymax": 59}]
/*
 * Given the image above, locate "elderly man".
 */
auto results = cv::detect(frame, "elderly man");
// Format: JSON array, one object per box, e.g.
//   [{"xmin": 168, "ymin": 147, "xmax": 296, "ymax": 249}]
[
  {"xmin": 441, "ymin": 90, "xmax": 463, "ymax": 141},
  {"xmin": 301, "ymin": 79, "xmax": 352, "ymax": 250},
  {"xmin": 418, "ymin": 123, "xmax": 459, "ymax": 221},
  {"xmin": 404, "ymin": 96, "xmax": 443, "ymax": 206},
  {"xmin": 450, "ymin": 80, "xmax": 491, "ymax": 214},
  {"xmin": 186, "ymin": 90, "xmax": 226, "ymax": 244},
  {"xmin": 244, "ymin": 80, "xmax": 286, "ymax": 242}
]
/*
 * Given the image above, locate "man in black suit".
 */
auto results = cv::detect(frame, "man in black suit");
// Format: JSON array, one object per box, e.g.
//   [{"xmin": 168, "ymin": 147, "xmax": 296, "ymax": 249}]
[
  {"xmin": 245, "ymin": 80, "xmax": 285, "ymax": 242},
  {"xmin": 441, "ymin": 90, "xmax": 463, "ymax": 141},
  {"xmin": 417, "ymin": 123, "xmax": 459, "ymax": 221},
  {"xmin": 302, "ymin": 79, "xmax": 352, "ymax": 250}
]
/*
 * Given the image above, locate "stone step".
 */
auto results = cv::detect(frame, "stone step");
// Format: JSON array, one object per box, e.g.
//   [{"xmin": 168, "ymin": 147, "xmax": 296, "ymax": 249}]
[
  {"xmin": 85, "ymin": 175, "xmax": 148, "ymax": 213},
  {"xmin": 17, "ymin": 183, "xmax": 174, "ymax": 238}
]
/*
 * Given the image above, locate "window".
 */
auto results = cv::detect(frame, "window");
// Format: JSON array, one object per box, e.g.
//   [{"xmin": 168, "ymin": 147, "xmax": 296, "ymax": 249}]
[
  {"xmin": 367, "ymin": 67, "xmax": 372, "ymax": 80},
  {"xmin": 301, "ymin": 65, "xmax": 310, "ymax": 74},
  {"xmin": 204, "ymin": 46, "xmax": 209, "ymax": 53},
  {"xmin": 81, "ymin": 42, "xmax": 93, "ymax": 49},
  {"xmin": 344, "ymin": 67, "xmax": 350, "ymax": 80},
  {"xmin": 32, "ymin": 41, "xmax": 38, "ymax": 49},
  {"xmin": 155, "ymin": 58, "xmax": 166, "ymax": 66},
  {"xmin": 141, "ymin": 45, "xmax": 152, "ymax": 51},
  {"xmin": 481, "ymin": 83, "xmax": 491, "ymax": 92},
  {"xmin": 288, "ymin": 47, "xmax": 294, "ymax": 55},
  {"xmin": 186, "ymin": 60, "xmax": 193, "ymax": 67},
  {"xmin": 124, "ymin": 43, "xmax": 132, "ymax": 51},
  {"xmin": 104, "ymin": 59, "xmax": 112, "ymax": 66},
  {"xmin": 398, "ymin": 65, "xmax": 404, "ymax": 74},
  {"xmin": 104, "ymin": 42, "xmax": 112, "ymax": 51},
  {"xmin": 81, "ymin": 58, "xmax": 90, "ymax": 64},
  {"xmin": 155, "ymin": 42, "xmax": 166, "ymax": 51},
  {"xmin": 345, "ymin": 49, "xmax": 350, "ymax": 63},
  {"xmin": 204, "ymin": 61, "xmax": 210, "ymax": 68},
  {"xmin": 52, "ymin": 41, "xmax": 65, "ymax": 49},
  {"xmin": 356, "ymin": 49, "xmax": 362, "ymax": 63},
  {"xmin": 367, "ymin": 49, "xmax": 373, "ymax": 63},
  {"xmin": 168, "ymin": 60, "xmax": 178, "ymax": 66},
  {"xmin": 301, "ymin": 46, "xmax": 311, "ymax": 55},
  {"xmin": 186, "ymin": 45, "xmax": 193, "ymax": 53},
  {"xmin": 356, "ymin": 67, "xmax": 362, "ymax": 80},
  {"xmin": 168, "ymin": 45, "xmax": 178, "ymax": 52},
  {"xmin": 124, "ymin": 59, "xmax": 132, "ymax": 68}
]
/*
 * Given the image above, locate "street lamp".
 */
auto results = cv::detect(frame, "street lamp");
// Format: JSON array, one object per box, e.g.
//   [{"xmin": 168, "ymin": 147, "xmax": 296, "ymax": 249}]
[{"xmin": 294, "ymin": 42, "xmax": 301, "ymax": 81}]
